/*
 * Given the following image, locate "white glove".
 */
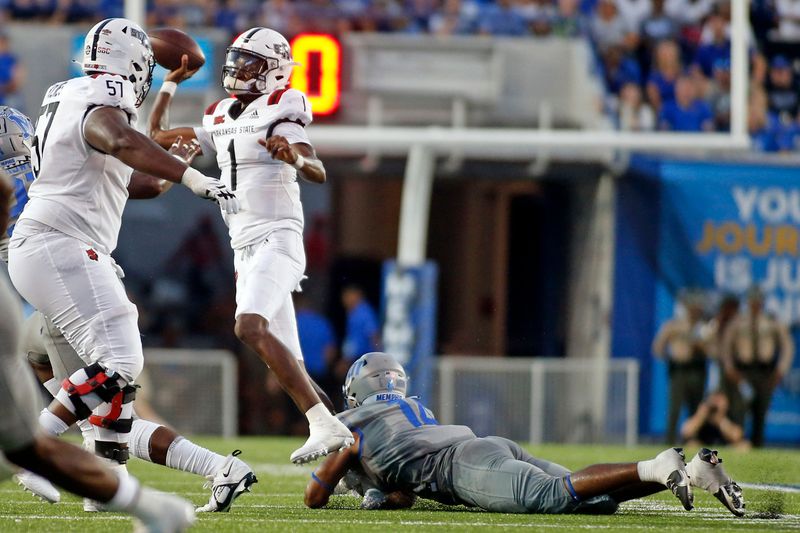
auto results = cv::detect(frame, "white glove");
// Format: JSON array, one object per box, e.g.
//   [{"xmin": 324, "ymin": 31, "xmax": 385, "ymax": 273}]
[{"xmin": 181, "ymin": 167, "xmax": 240, "ymax": 214}]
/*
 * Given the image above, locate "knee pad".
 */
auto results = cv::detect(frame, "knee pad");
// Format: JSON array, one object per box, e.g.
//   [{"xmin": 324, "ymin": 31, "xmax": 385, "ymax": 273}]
[
  {"xmin": 56, "ymin": 363, "xmax": 125, "ymax": 420},
  {"xmin": 95, "ymin": 440, "xmax": 130, "ymax": 465},
  {"xmin": 89, "ymin": 384, "xmax": 137, "ymax": 434}
]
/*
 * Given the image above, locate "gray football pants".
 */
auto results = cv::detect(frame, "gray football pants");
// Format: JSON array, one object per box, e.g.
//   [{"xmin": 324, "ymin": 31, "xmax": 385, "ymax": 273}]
[
  {"xmin": 450, "ymin": 436, "xmax": 618, "ymax": 514},
  {"xmin": 0, "ymin": 272, "xmax": 41, "ymax": 451}
]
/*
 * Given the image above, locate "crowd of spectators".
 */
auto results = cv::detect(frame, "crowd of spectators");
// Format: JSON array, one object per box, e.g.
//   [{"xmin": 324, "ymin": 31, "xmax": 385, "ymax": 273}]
[
  {"xmin": 593, "ymin": 0, "xmax": 800, "ymax": 153},
  {"xmin": 2, "ymin": 1, "xmax": 800, "ymax": 151}
]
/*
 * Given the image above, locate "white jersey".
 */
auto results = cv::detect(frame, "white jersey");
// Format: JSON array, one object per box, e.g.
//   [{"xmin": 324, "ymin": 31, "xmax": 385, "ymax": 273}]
[
  {"xmin": 194, "ymin": 88, "xmax": 312, "ymax": 250},
  {"xmin": 19, "ymin": 74, "xmax": 138, "ymax": 255}
]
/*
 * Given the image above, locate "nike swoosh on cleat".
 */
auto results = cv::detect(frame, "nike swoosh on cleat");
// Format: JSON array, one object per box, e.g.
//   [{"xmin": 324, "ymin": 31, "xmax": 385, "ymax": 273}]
[{"xmin": 222, "ymin": 463, "xmax": 233, "ymax": 477}]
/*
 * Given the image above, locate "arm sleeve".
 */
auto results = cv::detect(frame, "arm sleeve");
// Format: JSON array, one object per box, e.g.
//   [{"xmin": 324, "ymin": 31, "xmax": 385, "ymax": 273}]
[
  {"xmin": 267, "ymin": 89, "xmax": 313, "ymax": 142},
  {"xmin": 193, "ymin": 126, "xmax": 216, "ymax": 155},
  {"xmin": 272, "ymin": 121, "xmax": 310, "ymax": 145}
]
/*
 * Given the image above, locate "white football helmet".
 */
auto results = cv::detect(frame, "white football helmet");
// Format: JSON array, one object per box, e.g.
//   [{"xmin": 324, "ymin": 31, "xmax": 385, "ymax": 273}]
[
  {"xmin": 222, "ymin": 27, "xmax": 299, "ymax": 96},
  {"xmin": 343, "ymin": 352, "xmax": 408, "ymax": 409},
  {"xmin": 81, "ymin": 18, "xmax": 155, "ymax": 107}
]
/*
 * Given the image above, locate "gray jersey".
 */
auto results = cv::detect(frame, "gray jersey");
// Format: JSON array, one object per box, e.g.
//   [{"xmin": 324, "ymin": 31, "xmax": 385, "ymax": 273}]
[{"xmin": 337, "ymin": 398, "xmax": 475, "ymax": 494}]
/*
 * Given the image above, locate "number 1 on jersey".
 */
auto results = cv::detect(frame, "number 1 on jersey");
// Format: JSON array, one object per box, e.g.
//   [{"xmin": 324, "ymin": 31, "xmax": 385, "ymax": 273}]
[{"xmin": 227, "ymin": 139, "xmax": 237, "ymax": 191}]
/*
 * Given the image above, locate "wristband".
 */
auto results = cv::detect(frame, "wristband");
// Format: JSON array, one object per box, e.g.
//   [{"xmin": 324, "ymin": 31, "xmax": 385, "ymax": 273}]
[
  {"xmin": 292, "ymin": 154, "xmax": 305, "ymax": 170},
  {"xmin": 160, "ymin": 81, "xmax": 177, "ymax": 97},
  {"xmin": 181, "ymin": 166, "xmax": 208, "ymax": 195}
]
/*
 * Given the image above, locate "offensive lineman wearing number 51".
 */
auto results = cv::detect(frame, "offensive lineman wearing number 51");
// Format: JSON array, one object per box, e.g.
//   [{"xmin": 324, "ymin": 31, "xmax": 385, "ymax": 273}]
[
  {"xmin": 7, "ymin": 18, "xmax": 239, "ymax": 476},
  {"xmin": 149, "ymin": 27, "xmax": 354, "ymax": 464}
]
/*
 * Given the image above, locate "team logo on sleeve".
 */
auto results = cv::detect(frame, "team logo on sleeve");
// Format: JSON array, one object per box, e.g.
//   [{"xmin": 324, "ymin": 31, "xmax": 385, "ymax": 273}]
[{"xmin": 86, "ymin": 249, "xmax": 99, "ymax": 261}]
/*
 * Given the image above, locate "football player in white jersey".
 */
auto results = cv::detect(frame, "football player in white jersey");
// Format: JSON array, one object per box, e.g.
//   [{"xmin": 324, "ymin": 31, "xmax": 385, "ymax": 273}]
[
  {"xmin": 0, "ymin": 114, "xmax": 196, "ymax": 532},
  {"xmin": 0, "ymin": 102, "xmax": 256, "ymax": 512},
  {"xmin": 7, "ymin": 18, "xmax": 239, "ymax": 480},
  {"xmin": 149, "ymin": 27, "xmax": 353, "ymax": 464}
]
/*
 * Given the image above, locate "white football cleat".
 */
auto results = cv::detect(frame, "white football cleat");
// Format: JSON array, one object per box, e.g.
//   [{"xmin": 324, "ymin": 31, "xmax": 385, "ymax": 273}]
[
  {"xmin": 133, "ymin": 488, "xmax": 196, "ymax": 533},
  {"xmin": 85, "ymin": 461, "xmax": 128, "ymax": 512},
  {"xmin": 15, "ymin": 470, "xmax": 60, "ymax": 503},
  {"xmin": 657, "ymin": 447, "xmax": 693, "ymax": 511},
  {"xmin": 196, "ymin": 450, "xmax": 257, "ymax": 513},
  {"xmin": 290, "ymin": 417, "xmax": 355, "ymax": 465},
  {"xmin": 687, "ymin": 448, "xmax": 745, "ymax": 517}
]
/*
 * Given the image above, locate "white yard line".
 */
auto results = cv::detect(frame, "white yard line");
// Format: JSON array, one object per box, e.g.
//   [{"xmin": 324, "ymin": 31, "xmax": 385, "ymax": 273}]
[{"xmin": 740, "ymin": 483, "xmax": 800, "ymax": 494}]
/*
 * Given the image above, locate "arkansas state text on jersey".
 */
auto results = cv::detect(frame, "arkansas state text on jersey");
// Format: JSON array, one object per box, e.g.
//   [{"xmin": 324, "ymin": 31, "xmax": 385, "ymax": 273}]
[{"xmin": 193, "ymin": 88, "xmax": 312, "ymax": 250}]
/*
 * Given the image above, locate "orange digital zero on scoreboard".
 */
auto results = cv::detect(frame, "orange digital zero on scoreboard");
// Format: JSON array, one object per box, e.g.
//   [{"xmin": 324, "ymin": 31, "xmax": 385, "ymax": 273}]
[{"xmin": 290, "ymin": 34, "xmax": 341, "ymax": 116}]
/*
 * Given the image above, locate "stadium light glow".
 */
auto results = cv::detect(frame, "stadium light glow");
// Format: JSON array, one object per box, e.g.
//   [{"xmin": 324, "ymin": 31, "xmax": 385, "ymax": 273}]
[{"xmin": 290, "ymin": 34, "xmax": 341, "ymax": 116}]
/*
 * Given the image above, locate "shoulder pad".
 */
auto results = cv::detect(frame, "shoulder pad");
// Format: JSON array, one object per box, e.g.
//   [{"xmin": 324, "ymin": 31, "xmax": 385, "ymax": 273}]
[
  {"xmin": 85, "ymin": 74, "xmax": 137, "ymax": 119},
  {"xmin": 272, "ymin": 88, "xmax": 313, "ymax": 126},
  {"xmin": 267, "ymin": 88, "xmax": 289, "ymax": 106},
  {"xmin": 204, "ymin": 99, "xmax": 223, "ymax": 116}
]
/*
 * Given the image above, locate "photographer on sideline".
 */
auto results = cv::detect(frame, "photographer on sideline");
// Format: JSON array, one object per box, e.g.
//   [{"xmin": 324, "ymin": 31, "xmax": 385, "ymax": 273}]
[{"xmin": 681, "ymin": 391, "xmax": 748, "ymax": 450}]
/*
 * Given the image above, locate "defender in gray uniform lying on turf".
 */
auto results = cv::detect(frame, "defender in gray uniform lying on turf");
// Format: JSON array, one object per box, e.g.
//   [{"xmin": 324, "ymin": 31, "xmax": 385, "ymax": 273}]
[{"xmin": 304, "ymin": 352, "xmax": 745, "ymax": 517}]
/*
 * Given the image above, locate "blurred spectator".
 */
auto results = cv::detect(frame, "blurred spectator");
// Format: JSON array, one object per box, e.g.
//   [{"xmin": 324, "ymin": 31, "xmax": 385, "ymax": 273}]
[
  {"xmin": 657, "ymin": 75, "xmax": 713, "ymax": 131},
  {"xmin": 748, "ymin": 86, "xmax": 784, "ymax": 152},
  {"xmin": 165, "ymin": 215, "xmax": 226, "ymax": 332},
  {"xmin": 552, "ymin": 0, "xmax": 583, "ymax": 37},
  {"xmin": 295, "ymin": 293, "xmax": 338, "ymax": 401},
  {"xmin": 614, "ymin": 0, "xmax": 651, "ymax": 31},
  {"xmin": 7, "ymin": 0, "xmax": 53, "ymax": 20},
  {"xmin": 0, "ymin": 32, "xmax": 23, "ymax": 109},
  {"xmin": 776, "ymin": 0, "xmax": 800, "ymax": 41},
  {"xmin": 212, "ymin": 0, "xmax": 244, "ymax": 36},
  {"xmin": 603, "ymin": 45, "xmax": 642, "ymax": 93},
  {"xmin": 652, "ymin": 291, "xmax": 711, "ymax": 444},
  {"xmin": 680, "ymin": 391, "xmax": 748, "ymax": 449},
  {"xmin": 257, "ymin": 0, "xmax": 295, "ymax": 36},
  {"xmin": 52, "ymin": 0, "xmax": 101, "ymax": 23},
  {"xmin": 147, "ymin": 0, "xmax": 185, "ymax": 29},
  {"xmin": 721, "ymin": 287, "xmax": 794, "ymax": 447},
  {"xmin": 478, "ymin": 0, "xmax": 528, "ymax": 36},
  {"xmin": 305, "ymin": 214, "xmax": 331, "ymax": 275},
  {"xmin": 590, "ymin": 0, "xmax": 638, "ymax": 53},
  {"xmin": 429, "ymin": 0, "xmax": 475, "ymax": 35},
  {"xmin": 665, "ymin": 0, "xmax": 714, "ymax": 28},
  {"xmin": 640, "ymin": 0, "xmax": 679, "ymax": 49},
  {"xmin": 618, "ymin": 81, "xmax": 655, "ymax": 130},
  {"xmin": 646, "ymin": 39, "xmax": 681, "ymax": 111},
  {"xmin": 765, "ymin": 55, "xmax": 799, "ymax": 122},
  {"xmin": 340, "ymin": 284, "xmax": 381, "ymax": 363},
  {"xmin": 514, "ymin": 0, "xmax": 556, "ymax": 25},
  {"xmin": 705, "ymin": 58, "xmax": 731, "ymax": 131},
  {"xmin": 406, "ymin": 0, "xmax": 439, "ymax": 32},
  {"xmin": 692, "ymin": 13, "xmax": 729, "ymax": 77}
]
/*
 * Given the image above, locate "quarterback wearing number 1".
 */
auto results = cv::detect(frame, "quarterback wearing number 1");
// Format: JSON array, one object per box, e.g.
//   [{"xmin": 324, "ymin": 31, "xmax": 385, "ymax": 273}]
[{"xmin": 149, "ymin": 27, "xmax": 354, "ymax": 464}]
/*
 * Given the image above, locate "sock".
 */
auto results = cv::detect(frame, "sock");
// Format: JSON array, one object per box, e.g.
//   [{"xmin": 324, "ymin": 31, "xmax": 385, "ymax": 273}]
[
  {"xmin": 39, "ymin": 409, "xmax": 70, "ymax": 436},
  {"xmin": 104, "ymin": 473, "xmax": 140, "ymax": 511},
  {"xmin": 637, "ymin": 453, "xmax": 677, "ymax": 485},
  {"xmin": 77, "ymin": 419, "xmax": 95, "ymax": 451},
  {"xmin": 128, "ymin": 419, "xmax": 161, "ymax": 462},
  {"xmin": 305, "ymin": 402, "xmax": 332, "ymax": 425},
  {"xmin": 42, "ymin": 378, "xmax": 60, "ymax": 397},
  {"xmin": 166, "ymin": 437, "xmax": 226, "ymax": 477}
]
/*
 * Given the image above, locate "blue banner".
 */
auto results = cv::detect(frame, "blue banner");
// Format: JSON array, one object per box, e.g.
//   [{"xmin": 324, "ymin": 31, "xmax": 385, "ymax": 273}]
[
  {"xmin": 614, "ymin": 156, "xmax": 800, "ymax": 444},
  {"xmin": 381, "ymin": 261, "xmax": 438, "ymax": 404},
  {"xmin": 70, "ymin": 33, "xmax": 214, "ymax": 92}
]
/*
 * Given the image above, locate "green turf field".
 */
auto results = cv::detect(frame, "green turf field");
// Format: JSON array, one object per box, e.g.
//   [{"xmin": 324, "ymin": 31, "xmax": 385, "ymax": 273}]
[{"xmin": 0, "ymin": 437, "xmax": 797, "ymax": 532}]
